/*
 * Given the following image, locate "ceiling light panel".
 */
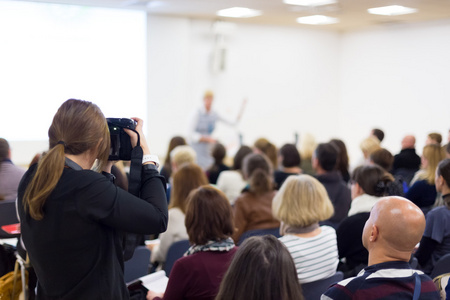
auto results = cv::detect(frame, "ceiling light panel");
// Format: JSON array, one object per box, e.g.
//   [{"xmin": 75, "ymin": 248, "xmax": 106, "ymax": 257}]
[
  {"xmin": 283, "ymin": 0, "xmax": 337, "ymax": 6},
  {"xmin": 367, "ymin": 5, "xmax": 418, "ymax": 16},
  {"xmin": 216, "ymin": 7, "xmax": 262, "ymax": 18},
  {"xmin": 296, "ymin": 15, "xmax": 339, "ymax": 25}
]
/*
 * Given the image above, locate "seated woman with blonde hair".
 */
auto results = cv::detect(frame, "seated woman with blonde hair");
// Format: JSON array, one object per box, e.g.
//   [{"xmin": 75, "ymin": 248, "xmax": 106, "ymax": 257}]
[
  {"xmin": 407, "ymin": 144, "xmax": 445, "ymax": 213},
  {"xmin": 272, "ymin": 175, "xmax": 338, "ymax": 284}
]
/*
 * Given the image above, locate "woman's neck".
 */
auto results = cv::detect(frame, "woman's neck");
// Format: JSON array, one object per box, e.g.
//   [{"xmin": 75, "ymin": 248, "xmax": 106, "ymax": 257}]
[
  {"xmin": 293, "ymin": 226, "xmax": 322, "ymax": 238},
  {"xmin": 66, "ymin": 153, "xmax": 94, "ymax": 170},
  {"xmin": 282, "ymin": 166, "xmax": 302, "ymax": 174}
]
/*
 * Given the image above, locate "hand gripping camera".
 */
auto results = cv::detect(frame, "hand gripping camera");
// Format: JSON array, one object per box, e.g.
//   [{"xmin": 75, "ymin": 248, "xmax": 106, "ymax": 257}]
[{"xmin": 107, "ymin": 118, "xmax": 137, "ymax": 161}]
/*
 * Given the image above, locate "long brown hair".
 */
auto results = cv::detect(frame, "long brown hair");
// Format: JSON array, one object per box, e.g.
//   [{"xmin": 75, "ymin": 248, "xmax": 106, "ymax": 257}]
[
  {"xmin": 243, "ymin": 153, "xmax": 273, "ymax": 195},
  {"xmin": 23, "ymin": 99, "xmax": 110, "ymax": 220},
  {"xmin": 169, "ymin": 163, "xmax": 208, "ymax": 213},
  {"xmin": 215, "ymin": 235, "xmax": 304, "ymax": 300}
]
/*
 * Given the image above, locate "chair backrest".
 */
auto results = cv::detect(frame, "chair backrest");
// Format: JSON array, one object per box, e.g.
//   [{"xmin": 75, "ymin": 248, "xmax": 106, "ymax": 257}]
[
  {"xmin": 163, "ymin": 239, "xmax": 190, "ymax": 276},
  {"xmin": 301, "ymin": 271, "xmax": 344, "ymax": 300},
  {"xmin": 0, "ymin": 200, "xmax": 20, "ymax": 239},
  {"xmin": 124, "ymin": 246, "xmax": 151, "ymax": 283},
  {"xmin": 238, "ymin": 227, "xmax": 280, "ymax": 245},
  {"xmin": 431, "ymin": 253, "xmax": 450, "ymax": 279}
]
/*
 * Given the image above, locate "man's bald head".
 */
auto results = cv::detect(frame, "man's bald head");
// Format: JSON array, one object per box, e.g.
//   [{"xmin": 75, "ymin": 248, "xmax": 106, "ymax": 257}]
[
  {"xmin": 401, "ymin": 135, "xmax": 416, "ymax": 150},
  {"xmin": 363, "ymin": 196, "xmax": 425, "ymax": 263}
]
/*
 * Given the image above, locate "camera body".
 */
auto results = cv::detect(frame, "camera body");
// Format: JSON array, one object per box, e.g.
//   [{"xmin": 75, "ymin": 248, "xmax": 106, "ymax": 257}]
[{"xmin": 107, "ymin": 118, "xmax": 136, "ymax": 161}]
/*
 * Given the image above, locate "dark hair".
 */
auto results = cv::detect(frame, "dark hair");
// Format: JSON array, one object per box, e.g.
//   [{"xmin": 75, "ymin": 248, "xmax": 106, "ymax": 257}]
[
  {"xmin": 372, "ymin": 128, "xmax": 385, "ymax": 142},
  {"xmin": 208, "ymin": 143, "xmax": 227, "ymax": 174},
  {"xmin": 279, "ymin": 144, "xmax": 301, "ymax": 168},
  {"xmin": 315, "ymin": 143, "xmax": 338, "ymax": 172},
  {"xmin": 447, "ymin": 142, "xmax": 450, "ymax": 155},
  {"xmin": 162, "ymin": 136, "xmax": 186, "ymax": 177},
  {"xmin": 0, "ymin": 138, "xmax": 9, "ymax": 162},
  {"xmin": 232, "ymin": 145, "xmax": 253, "ymax": 170},
  {"xmin": 330, "ymin": 139, "xmax": 350, "ymax": 181},
  {"xmin": 171, "ymin": 163, "xmax": 208, "ymax": 213},
  {"xmin": 437, "ymin": 159, "xmax": 450, "ymax": 188},
  {"xmin": 215, "ymin": 235, "xmax": 304, "ymax": 300},
  {"xmin": 243, "ymin": 153, "xmax": 273, "ymax": 195},
  {"xmin": 185, "ymin": 185, "xmax": 234, "ymax": 245},
  {"xmin": 370, "ymin": 148, "xmax": 394, "ymax": 172},
  {"xmin": 24, "ymin": 99, "xmax": 110, "ymax": 220},
  {"xmin": 212, "ymin": 143, "xmax": 226, "ymax": 164},
  {"xmin": 351, "ymin": 164, "xmax": 396, "ymax": 197}
]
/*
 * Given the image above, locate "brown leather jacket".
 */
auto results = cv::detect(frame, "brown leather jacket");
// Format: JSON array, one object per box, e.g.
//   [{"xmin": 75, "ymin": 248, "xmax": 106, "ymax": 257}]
[{"xmin": 232, "ymin": 190, "xmax": 280, "ymax": 243}]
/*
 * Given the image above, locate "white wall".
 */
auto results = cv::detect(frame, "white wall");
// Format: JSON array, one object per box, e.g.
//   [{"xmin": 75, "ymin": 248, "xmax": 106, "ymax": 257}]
[
  {"xmin": 10, "ymin": 15, "xmax": 450, "ymax": 167},
  {"xmin": 146, "ymin": 16, "xmax": 341, "ymax": 159},
  {"xmin": 339, "ymin": 20, "xmax": 450, "ymax": 164}
]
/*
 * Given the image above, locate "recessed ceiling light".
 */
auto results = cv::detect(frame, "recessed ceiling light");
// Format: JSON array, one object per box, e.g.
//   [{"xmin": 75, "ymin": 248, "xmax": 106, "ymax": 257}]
[
  {"xmin": 284, "ymin": 0, "xmax": 336, "ymax": 6},
  {"xmin": 368, "ymin": 5, "xmax": 418, "ymax": 16},
  {"xmin": 296, "ymin": 15, "xmax": 339, "ymax": 25},
  {"xmin": 216, "ymin": 7, "xmax": 262, "ymax": 18}
]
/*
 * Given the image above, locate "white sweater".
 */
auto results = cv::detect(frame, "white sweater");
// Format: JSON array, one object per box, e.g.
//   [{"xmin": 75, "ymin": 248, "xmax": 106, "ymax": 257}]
[
  {"xmin": 150, "ymin": 207, "xmax": 188, "ymax": 263},
  {"xmin": 348, "ymin": 194, "xmax": 380, "ymax": 216}
]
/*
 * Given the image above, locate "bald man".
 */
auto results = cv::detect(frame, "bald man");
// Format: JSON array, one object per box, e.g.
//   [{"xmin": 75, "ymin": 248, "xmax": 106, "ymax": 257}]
[
  {"xmin": 322, "ymin": 197, "xmax": 439, "ymax": 300},
  {"xmin": 392, "ymin": 135, "xmax": 421, "ymax": 185}
]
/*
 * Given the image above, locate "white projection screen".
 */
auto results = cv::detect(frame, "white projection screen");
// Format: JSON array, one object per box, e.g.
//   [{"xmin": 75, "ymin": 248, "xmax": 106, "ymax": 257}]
[{"xmin": 0, "ymin": 0, "xmax": 147, "ymax": 141}]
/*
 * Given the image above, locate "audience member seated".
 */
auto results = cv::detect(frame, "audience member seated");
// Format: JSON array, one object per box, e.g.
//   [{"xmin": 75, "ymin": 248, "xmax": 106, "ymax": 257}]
[
  {"xmin": 370, "ymin": 128, "xmax": 385, "ymax": 143},
  {"xmin": 299, "ymin": 133, "xmax": 316, "ymax": 176},
  {"xmin": 150, "ymin": 163, "xmax": 208, "ymax": 266},
  {"xmin": 407, "ymin": 144, "xmax": 445, "ymax": 213},
  {"xmin": 0, "ymin": 138, "xmax": 26, "ymax": 201},
  {"xmin": 312, "ymin": 143, "xmax": 351, "ymax": 228},
  {"xmin": 166, "ymin": 145, "xmax": 197, "ymax": 202},
  {"xmin": 232, "ymin": 153, "xmax": 280, "ymax": 243},
  {"xmin": 336, "ymin": 211, "xmax": 370, "ymax": 278},
  {"xmin": 274, "ymin": 143, "xmax": 302, "ymax": 189},
  {"xmin": 391, "ymin": 135, "xmax": 421, "ymax": 185},
  {"xmin": 322, "ymin": 196, "xmax": 440, "ymax": 299},
  {"xmin": 427, "ymin": 132, "xmax": 443, "ymax": 146},
  {"xmin": 369, "ymin": 148, "xmax": 394, "ymax": 173},
  {"xmin": 216, "ymin": 145, "xmax": 253, "ymax": 204},
  {"xmin": 272, "ymin": 175, "xmax": 338, "ymax": 284},
  {"xmin": 330, "ymin": 139, "xmax": 350, "ymax": 183},
  {"xmin": 160, "ymin": 136, "xmax": 186, "ymax": 183},
  {"xmin": 253, "ymin": 137, "xmax": 278, "ymax": 170},
  {"xmin": 352, "ymin": 136, "xmax": 381, "ymax": 170},
  {"xmin": 348, "ymin": 164, "xmax": 400, "ymax": 216},
  {"xmin": 415, "ymin": 159, "xmax": 450, "ymax": 275},
  {"xmin": 206, "ymin": 143, "xmax": 230, "ymax": 184},
  {"xmin": 215, "ymin": 235, "xmax": 304, "ymax": 300},
  {"xmin": 147, "ymin": 186, "xmax": 237, "ymax": 300}
]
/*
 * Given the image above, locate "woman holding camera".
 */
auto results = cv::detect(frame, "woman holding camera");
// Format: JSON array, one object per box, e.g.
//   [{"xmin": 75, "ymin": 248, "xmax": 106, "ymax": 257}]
[{"xmin": 17, "ymin": 99, "xmax": 168, "ymax": 299}]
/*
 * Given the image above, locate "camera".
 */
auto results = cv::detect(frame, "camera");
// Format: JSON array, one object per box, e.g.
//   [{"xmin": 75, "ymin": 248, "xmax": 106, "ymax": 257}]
[{"xmin": 107, "ymin": 118, "xmax": 137, "ymax": 161}]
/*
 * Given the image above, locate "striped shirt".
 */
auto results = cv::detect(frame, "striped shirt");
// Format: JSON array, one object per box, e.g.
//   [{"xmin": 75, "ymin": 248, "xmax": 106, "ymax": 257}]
[
  {"xmin": 321, "ymin": 261, "xmax": 440, "ymax": 300},
  {"xmin": 279, "ymin": 226, "xmax": 339, "ymax": 284}
]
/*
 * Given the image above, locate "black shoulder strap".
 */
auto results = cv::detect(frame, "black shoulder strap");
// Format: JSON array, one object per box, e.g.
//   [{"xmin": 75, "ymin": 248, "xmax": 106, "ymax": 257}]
[{"xmin": 122, "ymin": 131, "xmax": 145, "ymax": 261}]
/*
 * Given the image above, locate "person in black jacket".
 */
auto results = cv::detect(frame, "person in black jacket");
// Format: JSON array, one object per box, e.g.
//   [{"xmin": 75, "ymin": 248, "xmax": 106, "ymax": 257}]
[
  {"xmin": 312, "ymin": 142, "xmax": 351, "ymax": 229},
  {"xmin": 17, "ymin": 99, "xmax": 168, "ymax": 300},
  {"xmin": 392, "ymin": 135, "xmax": 421, "ymax": 185}
]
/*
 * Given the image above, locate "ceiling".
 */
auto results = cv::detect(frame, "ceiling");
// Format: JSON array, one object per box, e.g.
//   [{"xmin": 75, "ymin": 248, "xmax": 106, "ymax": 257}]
[{"xmin": 16, "ymin": 0, "xmax": 450, "ymax": 32}]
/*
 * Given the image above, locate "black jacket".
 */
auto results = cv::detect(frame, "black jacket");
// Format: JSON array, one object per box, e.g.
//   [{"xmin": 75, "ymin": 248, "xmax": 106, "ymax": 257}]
[{"xmin": 17, "ymin": 163, "xmax": 168, "ymax": 300}]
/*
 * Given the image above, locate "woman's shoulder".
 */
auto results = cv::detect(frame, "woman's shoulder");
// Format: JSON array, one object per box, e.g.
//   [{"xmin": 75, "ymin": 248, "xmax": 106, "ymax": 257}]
[
  {"xmin": 168, "ymin": 207, "xmax": 185, "ymax": 218},
  {"xmin": 427, "ymin": 205, "xmax": 450, "ymax": 219}
]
